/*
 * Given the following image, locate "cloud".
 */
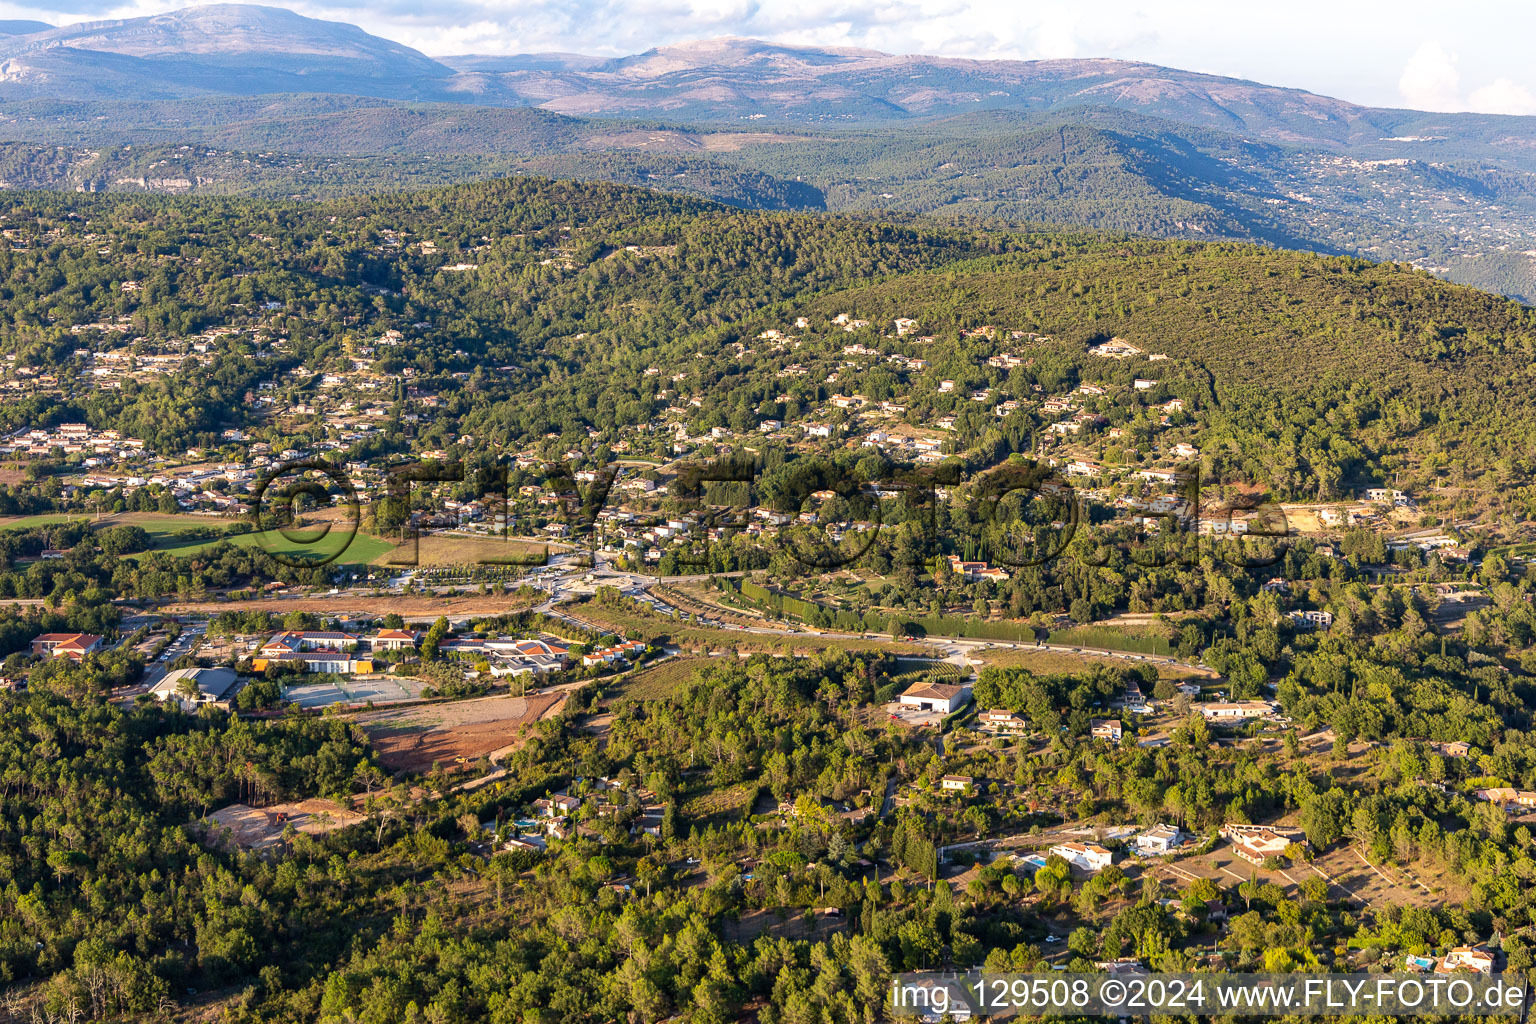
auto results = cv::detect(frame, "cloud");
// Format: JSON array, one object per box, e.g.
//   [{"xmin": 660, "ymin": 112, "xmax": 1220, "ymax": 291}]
[
  {"xmin": 1398, "ymin": 40, "xmax": 1460, "ymax": 111},
  {"xmin": 1394, "ymin": 39, "xmax": 1536, "ymax": 115},
  {"xmin": 1469, "ymin": 77, "xmax": 1536, "ymax": 116}
]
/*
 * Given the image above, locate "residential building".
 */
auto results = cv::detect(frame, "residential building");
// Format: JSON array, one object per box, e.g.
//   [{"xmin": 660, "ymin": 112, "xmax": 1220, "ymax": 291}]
[
  {"xmin": 504, "ymin": 836, "xmax": 547, "ymax": 853},
  {"xmin": 1049, "ymin": 841, "xmax": 1115, "ymax": 873},
  {"xmin": 1219, "ymin": 823, "xmax": 1308, "ymax": 865},
  {"xmin": 1135, "ymin": 823, "xmax": 1185, "ymax": 855},
  {"xmin": 1091, "ymin": 718, "xmax": 1123, "ymax": 743},
  {"xmin": 947, "ymin": 555, "xmax": 1011, "ymax": 582},
  {"xmin": 940, "ymin": 774, "xmax": 973, "ymax": 792},
  {"xmin": 1198, "ymin": 701, "xmax": 1276, "ymax": 722},
  {"xmin": 1474, "ymin": 787, "xmax": 1536, "ymax": 811},
  {"xmin": 582, "ymin": 639, "xmax": 646, "ymax": 668},
  {"xmin": 979, "ymin": 709, "xmax": 1029, "ymax": 733},
  {"xmin": 1437, "ymin": 948, "xmax": 1495, "ymax": 975}
]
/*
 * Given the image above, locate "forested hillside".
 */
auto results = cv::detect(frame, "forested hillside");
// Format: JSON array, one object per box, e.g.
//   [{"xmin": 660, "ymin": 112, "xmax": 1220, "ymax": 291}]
[
  {"xmin": 1, "ymin": 175, "xmax": 1531, "ymax": 508},
  {"xmin": 4, "ymin": 97, "xmax": 1533, "ymax": 301}
]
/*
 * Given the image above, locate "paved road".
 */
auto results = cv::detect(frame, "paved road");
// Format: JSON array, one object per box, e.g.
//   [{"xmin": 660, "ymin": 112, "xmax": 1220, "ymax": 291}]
[{"xmin": 131, "ymin": 548, "xmax": 1214, "ymax": 680}]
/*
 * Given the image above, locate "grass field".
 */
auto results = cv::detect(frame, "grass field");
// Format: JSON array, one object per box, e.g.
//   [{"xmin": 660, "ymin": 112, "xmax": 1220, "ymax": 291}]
[
  {"xmin": 0, "ymin": 510, "xmax": 395, "ymax": 565},
  {"xmin": 0, "ymin": 511, "xmax": 242, "ymax": 534},
  {"xmin": 128, "ymin": 526, "xmax": 395, "ymax": 564}
]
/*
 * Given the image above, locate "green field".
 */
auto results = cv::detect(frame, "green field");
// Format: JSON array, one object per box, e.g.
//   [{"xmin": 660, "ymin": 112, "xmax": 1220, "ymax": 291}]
[
  {"xmin": 125, "ymin": 527, "xmax": 395, "ymax": 565},
  {"xmin": 0, "ymin": 511, "xmax": 243, "ymax": 535},
  {"xmin": 0, "ymin": 510, "xmax": 392, "ymax": 565}
]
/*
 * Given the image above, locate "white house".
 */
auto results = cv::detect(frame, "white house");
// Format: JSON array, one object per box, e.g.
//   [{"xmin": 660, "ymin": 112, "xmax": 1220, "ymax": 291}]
[
  {"xmin": 1049, "ymin": 842, "xmax": 1115, "ymax": 873},
  {"xmin": 1090, "ymin": 718, "xmax": 1123, "ymax": 743},
  {"xmin": 1135, "ymin": 823, "xmax": 1184, "ymax": 855},
  {"xmin": 1437, "ymin": 947, "xmax": 1495, "ymax": 975},
  {"xmin": 1198, "ymin": 701, "xmax": 1275, "ymax": 722}
]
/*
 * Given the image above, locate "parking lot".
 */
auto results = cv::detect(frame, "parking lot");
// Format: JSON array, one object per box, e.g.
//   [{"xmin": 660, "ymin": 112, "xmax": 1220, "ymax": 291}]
[{"xmin": 155, "ymin": 622, "xmax": 207, "ymax": 663}]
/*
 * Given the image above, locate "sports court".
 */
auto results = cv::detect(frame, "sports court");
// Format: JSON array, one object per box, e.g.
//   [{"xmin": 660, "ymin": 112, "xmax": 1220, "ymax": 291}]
[{"xmin": 284, "ymin": 673, "xmax": 428, "ymax": 708}]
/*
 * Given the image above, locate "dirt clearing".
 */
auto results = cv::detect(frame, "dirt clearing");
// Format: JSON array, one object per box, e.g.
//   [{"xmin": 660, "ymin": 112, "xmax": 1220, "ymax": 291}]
[
  {"xmin": 357, "ymin": 692, "xmax": 566, "ymax": 771},
  {"xmin": 199, "ymin": 799, "xmax": 364, "ymax": 852}
]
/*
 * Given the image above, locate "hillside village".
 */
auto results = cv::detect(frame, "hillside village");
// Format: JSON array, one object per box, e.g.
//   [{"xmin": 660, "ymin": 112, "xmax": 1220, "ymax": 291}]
[{"xmin": 2, "ymin": 305, "xmax": 1485, "ymax": 574}]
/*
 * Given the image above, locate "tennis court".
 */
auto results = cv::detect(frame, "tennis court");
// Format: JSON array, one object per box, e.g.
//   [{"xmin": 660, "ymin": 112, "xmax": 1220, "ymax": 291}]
[{"xmin": 284, "ymin": 673, "xmax": 428, "ymax": 708}]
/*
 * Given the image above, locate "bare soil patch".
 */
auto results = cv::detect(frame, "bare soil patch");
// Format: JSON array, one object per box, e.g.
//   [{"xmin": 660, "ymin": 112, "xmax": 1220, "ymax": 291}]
[
  {"xmin": 357, "ymin": 692, "xmax": 565, "ymax": 771},
  {"xmin": 199, "ymin": 798, "xmax": 364, "ymax": 852}
]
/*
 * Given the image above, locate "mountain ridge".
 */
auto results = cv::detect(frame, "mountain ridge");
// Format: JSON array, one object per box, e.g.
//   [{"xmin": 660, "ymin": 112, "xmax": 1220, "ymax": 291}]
[
  {"xmin": 0, "ymin": 6, "xmax": 1526, "ymax": 147},
  {"xmin": 0, "ymin": 5, "xmax": 1533, "ymax": 301}
]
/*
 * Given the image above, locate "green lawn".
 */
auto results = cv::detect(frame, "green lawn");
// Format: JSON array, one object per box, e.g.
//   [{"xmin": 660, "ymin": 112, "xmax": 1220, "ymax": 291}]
[
  {"xmin": 0, "ymin": 511, "xmax": 244, "ymax": 535},
  {"xmin": 125, "ymin": 526, "xmax": 395, "ymax": 565},
  {"xmin": 0, "ymin": 513, "xmax": 89, "ymax": 530},
  {"xmin": 1, "ymin": 509, "xmax": 397, "ymax": 567}
]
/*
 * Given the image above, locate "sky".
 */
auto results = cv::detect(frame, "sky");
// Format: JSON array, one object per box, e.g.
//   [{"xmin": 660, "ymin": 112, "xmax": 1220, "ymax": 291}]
[{"xmin": 4, "ymin": 0, "xmax": 1536, "ymax": 114}]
